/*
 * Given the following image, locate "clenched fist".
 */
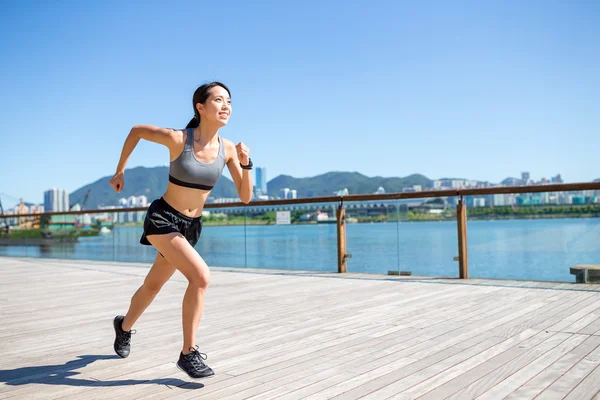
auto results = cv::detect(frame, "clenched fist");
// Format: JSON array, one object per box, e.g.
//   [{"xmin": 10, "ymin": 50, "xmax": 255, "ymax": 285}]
[
  {"xmin": 110, "ymin": 171, "xmax": 124, "ymax": 192},
  {"xmin": 236, "ymin": 142, "xmax": 250, "ymax": 166}
]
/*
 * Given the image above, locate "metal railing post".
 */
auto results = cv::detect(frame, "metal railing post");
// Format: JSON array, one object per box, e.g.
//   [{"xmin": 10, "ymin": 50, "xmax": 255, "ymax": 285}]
[
  {"xmin": 337, "ymin": 200, "xmax": 350, "ymax": 273},
  {"xmin": 456, "ymin": 195, "xmax": 469, "ymax": 279}
]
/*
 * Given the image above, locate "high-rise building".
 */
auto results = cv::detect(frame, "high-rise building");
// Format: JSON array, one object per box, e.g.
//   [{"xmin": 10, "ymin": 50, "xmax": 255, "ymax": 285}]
[
  {"xmin": 280, "ymin": 188, "xmax": 290, "ymax": 199},
  {"xmin": 59, "ymin": 190, "xmax": 69, "ymax": 211},
  {"xmin": 136, "ymin": 196, "xmax": 148, "ymax": 207},
  {"xmin": 493, "ymin": 194, "xmax": 507, "ymax": 206},
  {"xmin": 551, "ymin": 174, "xmax": 563, "ymax": 183},
  {"xmin": 255, "ymin": 167, "xmax": 267, "ymax": 194},
  {"xmin": 44, "ymin": 188, "xmax": 69, "ymax": 212},
  {"xmin": 44, "ymin": 189, "xmax": 57, "ymax": 212},
  {"xmin": 290, "ymin": 190, "xmax": 297, "ymax": 199},
  {"xmin": 521, "ymin": 172, "xmax": 530, "ymax": 184}
]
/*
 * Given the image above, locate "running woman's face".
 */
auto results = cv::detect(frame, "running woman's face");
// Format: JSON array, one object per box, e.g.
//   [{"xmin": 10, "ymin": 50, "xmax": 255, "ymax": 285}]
[{"xmin": 197, "ymin": 86, "xmax": 231, "ymax": 127}]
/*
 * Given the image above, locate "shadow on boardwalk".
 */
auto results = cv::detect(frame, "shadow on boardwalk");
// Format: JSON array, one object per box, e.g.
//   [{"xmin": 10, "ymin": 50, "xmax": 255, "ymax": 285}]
[{"xmin": 0, "ymin": 355, "xmax": 203, "ymax": 389}]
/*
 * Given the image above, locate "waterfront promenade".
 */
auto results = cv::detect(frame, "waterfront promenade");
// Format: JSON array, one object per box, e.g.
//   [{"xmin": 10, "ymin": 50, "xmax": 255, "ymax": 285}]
[{"xmin": 2, "ymin": 256, "xmax": 600, "ymax": 399}]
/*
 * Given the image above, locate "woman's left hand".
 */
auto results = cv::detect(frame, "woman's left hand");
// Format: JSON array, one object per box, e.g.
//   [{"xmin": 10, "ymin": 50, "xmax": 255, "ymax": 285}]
[{"xmin": 236, "ymin": 142, "xmax": 250, "ymax": 165}]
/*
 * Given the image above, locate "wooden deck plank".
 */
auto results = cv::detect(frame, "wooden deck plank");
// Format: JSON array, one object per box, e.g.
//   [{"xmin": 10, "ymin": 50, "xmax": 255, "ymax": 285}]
[
  {"xmin": 536, "ymin": 344, "xmax": 600, "ymax": 399},
  {"xmin": 2, "ymin": 256, "xmax": 600, "ymax": 400},
  {"xmin": 375, "ymin": 291, "xmax": 600, "ymax": 400},
  {"xmin": 563, "ymin": 364, "xmax": 600, "ymax": 400},
  {"xmin": 368, "ymin": 331, "xmax": 559, "ymax": 400},
  {"xmin": 330, "ymin": 336, "xmax": 506, "ymax": 399},
  {"xmin": 577, "ymin": 314, "xmax": 600, "ymax": 335},
  {"xmin": 472, "ymin": 333, "xmax": 589, "ymax": 398},
  {"xmin": 505, "ymin": 335, "xmax": 600, "ymax": 399},
  {"xmin": 444, "ymin": 332, "xmax": 574, "ymax": 399},
  {"xmin": 199, "ymin": 290, "xmax": 581, "ymax": 399},
  {"xmin": 392, "ymin": 328, "xmax": 545, "ymax": 400}
]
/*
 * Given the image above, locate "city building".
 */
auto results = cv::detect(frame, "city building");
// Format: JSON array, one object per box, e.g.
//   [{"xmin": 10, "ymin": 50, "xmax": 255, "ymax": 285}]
[
  {"xmin": 212, "ymin": 198, "xmax": 243, "ymax": 204},
  {"xmin": 468, "ymin": 197, "xmax": 486, "ymax": 207},
  {"xmin": 29, "ymin": 204, "xmax": 44, "ymax": 213},
  {"xmin": 433, "ymin": 179, "xmax": 478, "ymax": 190},
  {"xmin": 70, "ymin": 204, "xmax": 92, "ymax": 226},
  {"xmin": 493, "ymin": 194, "xmax": 508, "ymax": 207},
  {"xmin": 255, "ymin": 167, "xmax": 267, "ymax": 195},
  {"xmin": 503, "ymin": 177, "xmax": 521, "ymax": 186},
  {"xmin": 137, "ymin": 196, "xmax": 148, "ymax": 207},
  {"xmin": 333, "ymin": 188, "xmax": 349, "ymax": 196},
  {"xmin": 120, "ymin": 195, "xmax": 148, "ymax": 208},
  {"xmin": 551, "ymin": 174, "xmax": 563, "ymax": 183},
  {"xmin": 112, "ymin": 195, "xmax": 150, "ymax": 223},
  {"xmin": 44, "ymin": 188, "xmax": 69, "ymax": 212},
  {"xmin": 253, "ymin": 193, "xmax": 269, "ymax": 201},
  {"xmin": 14, "ymin": 199, "xmax": 30, "ymax": 228}
]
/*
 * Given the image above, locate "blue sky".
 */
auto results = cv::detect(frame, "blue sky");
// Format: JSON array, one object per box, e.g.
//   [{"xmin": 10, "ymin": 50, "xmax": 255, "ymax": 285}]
[{"xmin": 1, "ymin": 0, "xmax": 598, "ymax": 207}]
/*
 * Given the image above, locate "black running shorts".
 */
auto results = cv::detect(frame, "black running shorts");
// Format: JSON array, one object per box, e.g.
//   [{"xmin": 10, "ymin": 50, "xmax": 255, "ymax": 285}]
[{"xmin": 140, "ymin": 197, "xmax": 202, "ymax": 248}]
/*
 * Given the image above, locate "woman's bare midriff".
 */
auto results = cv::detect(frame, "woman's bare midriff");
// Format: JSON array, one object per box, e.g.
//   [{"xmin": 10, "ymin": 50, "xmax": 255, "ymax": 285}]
[{"xmin": 162, "ymin": 182, "xmax": 211, "ymax": 218}]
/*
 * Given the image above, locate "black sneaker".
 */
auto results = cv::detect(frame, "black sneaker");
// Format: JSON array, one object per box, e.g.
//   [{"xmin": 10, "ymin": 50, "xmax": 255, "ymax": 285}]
[
  {"xmin": 177, "ymin": 346, "xmax": 215, "ymax": 379},
  {"xmin": 113, "ymin": 315, "xmax": 135, "ymax": 358}
]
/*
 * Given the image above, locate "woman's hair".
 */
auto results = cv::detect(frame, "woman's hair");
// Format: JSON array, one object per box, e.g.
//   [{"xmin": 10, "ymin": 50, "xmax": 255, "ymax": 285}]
[{"xmin": 185, "ymin": 82, "xmax": 231, "ymax": 129}]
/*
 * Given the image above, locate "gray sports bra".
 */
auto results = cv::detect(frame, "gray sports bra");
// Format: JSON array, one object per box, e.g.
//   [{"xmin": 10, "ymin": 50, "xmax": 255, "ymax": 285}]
[{"xmin": 168, "ymin": 128, "xmax": 227, "ymax": 190}]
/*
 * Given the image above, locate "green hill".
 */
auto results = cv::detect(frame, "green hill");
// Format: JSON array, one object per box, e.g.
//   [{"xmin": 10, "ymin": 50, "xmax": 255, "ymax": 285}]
[
  {"xmin": 69, "ymin": 166, "xmax": 237, "ymax": 209},
  {"xmin": 266, "ymin": 172, "xmax": 432, "ymax": 197},
  {"xmin": 69, "ymin": 167, "xmax": 434, "ymax": 208}
]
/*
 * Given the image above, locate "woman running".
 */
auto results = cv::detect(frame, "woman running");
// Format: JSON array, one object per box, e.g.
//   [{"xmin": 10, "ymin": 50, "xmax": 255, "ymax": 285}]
[{"xmin": 109, "ymin": 82, "xmax": 253, "ymax": 379}]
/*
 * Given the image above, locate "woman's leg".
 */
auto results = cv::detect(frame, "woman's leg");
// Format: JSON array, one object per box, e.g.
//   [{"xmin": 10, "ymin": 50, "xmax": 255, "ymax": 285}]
[
  {"xmin": 114, "ymin": 252, "xmax": 176, "ymax": 358},
  {"xmin": 122, "ymin": 252, "xmax": 177, "ymax": 331},
  {"xmin": 146, "ymin": 232, "xmax": 213, "ymax": 378},
  {"xmin": 146, "ymin": 232, "xmax": 210, "ymax": 354}
]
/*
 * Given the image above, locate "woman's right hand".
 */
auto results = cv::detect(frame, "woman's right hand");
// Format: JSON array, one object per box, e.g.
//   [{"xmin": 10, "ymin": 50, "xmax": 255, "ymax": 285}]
[{"xmin": 110, "ymin": 171, "xmax": 124, "ymax": 192}]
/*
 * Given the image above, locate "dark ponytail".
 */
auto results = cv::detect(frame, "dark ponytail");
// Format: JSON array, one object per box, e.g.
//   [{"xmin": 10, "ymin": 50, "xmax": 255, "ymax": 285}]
[
  {"xmin": 185, "ymin": 81, "xmax": 231, "ymax": 129},
  {"xmin": 186, "ymin": 115, "xmax": 199, "ymax": 129}
]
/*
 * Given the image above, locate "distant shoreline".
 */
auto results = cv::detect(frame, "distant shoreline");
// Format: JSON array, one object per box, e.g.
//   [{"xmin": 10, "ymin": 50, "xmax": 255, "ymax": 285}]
[
  {"xmin": 0, "ymin": 237, "xmax": 79, "ymax": 246},
  {"xmin": 108, "ymin": 213, "xmax": 600, "ymax": 228}
]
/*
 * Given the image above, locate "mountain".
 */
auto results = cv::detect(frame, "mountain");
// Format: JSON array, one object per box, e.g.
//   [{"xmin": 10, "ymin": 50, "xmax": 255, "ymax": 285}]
[
  {"xmin": 266, "ymin": 172, "xmax": 432, "ymax": 197},
  {"xmin": 69, "ymin": 166, "xmax": 237, "ymax": 209},
  {"xmin": 64, "ymin": 168, "xmax": 600, "ymax": 209},
  {"xmin": 69, "ymin": 167, "xmax": 434, "ymax": 208}
]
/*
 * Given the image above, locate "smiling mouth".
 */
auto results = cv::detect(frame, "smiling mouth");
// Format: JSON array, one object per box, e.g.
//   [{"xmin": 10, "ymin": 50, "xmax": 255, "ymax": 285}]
[{"xmin": 219, "ymin": 112, "xmax": 229, "ymax": 117}]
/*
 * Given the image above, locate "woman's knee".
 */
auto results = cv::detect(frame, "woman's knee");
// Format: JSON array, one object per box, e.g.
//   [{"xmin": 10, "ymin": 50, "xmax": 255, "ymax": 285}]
[
  {"xmin": 148, "ymin": 233, "xmax": 210, "ymax": 289},
  {"xmin": 189, "ymin": 267, "xmax": 210, "ymax": 290}
]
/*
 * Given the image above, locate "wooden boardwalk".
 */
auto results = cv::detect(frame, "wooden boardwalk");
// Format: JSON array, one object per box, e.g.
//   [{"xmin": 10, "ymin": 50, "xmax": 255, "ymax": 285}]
[{"xmin": 2, "ymin": 256, "xmax": 600, "ymax": 399}]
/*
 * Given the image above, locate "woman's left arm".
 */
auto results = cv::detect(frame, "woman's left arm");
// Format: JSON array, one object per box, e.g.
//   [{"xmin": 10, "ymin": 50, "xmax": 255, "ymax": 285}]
[{"xmin": 225, "ymin": 139, "xmax": 253, "ymax": 204}]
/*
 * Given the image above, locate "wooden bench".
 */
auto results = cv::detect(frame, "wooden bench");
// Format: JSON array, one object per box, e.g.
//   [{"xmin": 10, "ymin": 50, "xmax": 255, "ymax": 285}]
[{"xmin": 570, "ymin": 264, "xmax": 600, "ymax": 283}]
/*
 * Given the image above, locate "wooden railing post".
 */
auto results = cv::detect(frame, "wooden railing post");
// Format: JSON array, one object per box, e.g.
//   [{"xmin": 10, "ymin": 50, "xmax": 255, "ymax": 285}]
[
  {"xmin": 456, "ymin": 196, "xmax": 469, "ymax": 279},
  {"xmin": 337, "ymin": 202, "xmax": 348, "ymax": 273}
]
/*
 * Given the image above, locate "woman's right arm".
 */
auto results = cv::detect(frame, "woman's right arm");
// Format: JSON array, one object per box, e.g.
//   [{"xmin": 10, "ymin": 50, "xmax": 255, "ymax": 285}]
[{"xmin": 110, "ymin": 125, "xmax": 179, "ymax": 192}]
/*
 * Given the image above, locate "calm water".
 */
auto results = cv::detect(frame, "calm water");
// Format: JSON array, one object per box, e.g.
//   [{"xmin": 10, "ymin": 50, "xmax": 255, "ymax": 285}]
[{"xmin": 1, "ymin": 218, "xmax": 599, "ymax": 283}]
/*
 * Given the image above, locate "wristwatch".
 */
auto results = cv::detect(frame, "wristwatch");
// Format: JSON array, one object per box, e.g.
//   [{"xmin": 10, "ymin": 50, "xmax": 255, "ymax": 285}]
[{"xmin": 240, "ymin": 158, "xmax": 253, "ymax": 170}]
